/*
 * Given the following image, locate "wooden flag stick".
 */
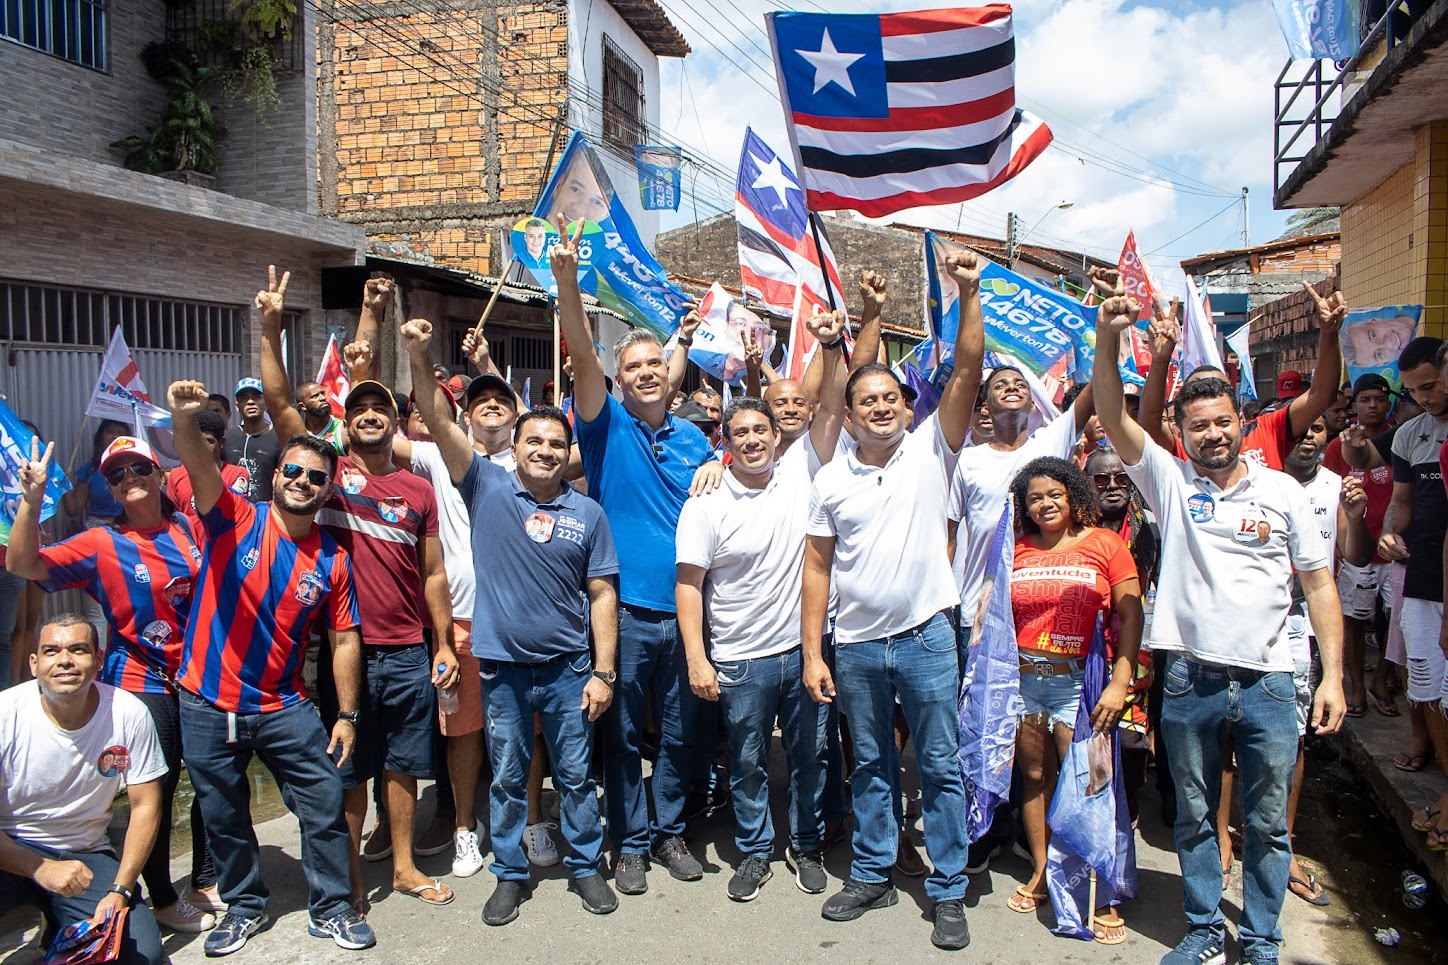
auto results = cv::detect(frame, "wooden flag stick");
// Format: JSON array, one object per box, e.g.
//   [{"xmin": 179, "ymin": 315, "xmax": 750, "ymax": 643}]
[
  {"xmin": 551, "ymin": 298, "xmax": 562, "ymax": 404},
  {"xmin": 473, "ymin": 259, "xmax": 520, "ymax": 340},
  {"xmin": 65, "ymin": 415, "xmax": 91, "ymax": 476}
]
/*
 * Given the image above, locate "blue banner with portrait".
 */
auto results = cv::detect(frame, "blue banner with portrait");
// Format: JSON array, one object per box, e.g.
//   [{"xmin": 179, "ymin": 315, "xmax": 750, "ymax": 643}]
[
  {"xmin": 635, "ymin": 145, "xmax": 683, "ymax": 211},
  {"xmin": 0, "ymin": 399, "xmax": 71, "ymax": 545},
  {"xmin": 1341, "ymin": 305, "xmax": 1421, "ymax": 395}
]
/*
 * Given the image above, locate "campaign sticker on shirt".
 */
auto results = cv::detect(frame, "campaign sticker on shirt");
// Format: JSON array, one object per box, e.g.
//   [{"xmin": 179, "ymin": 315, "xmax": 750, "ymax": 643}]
[
  {"xmin": 524, "ymin": 511, "xmax": 556, "ymax": 543},
  {"xmin": 340, "ymin": 468, "xmax": 366, "ymax": 495},
  {"xmin": 241, "ymin": 548, "xmax": 259, "ymax": 570},
  {"xmin": 141, "ymin": 620, "xmax": 172, "ymax": 651},
  {"xmin": 163, "ymin": 577, "xmax": 192, "ymax": 609},
  {"xmin": 1369, "ymin": 465, "xmax": 1391, "ymax": 485},
  {"xmin": 133, "ymin": 563, "xmax": 151, "ymax": 584},
  {"xmin": 96, "ymin": 745, "xmax": 130, "ymax": 778},
  {"xmin": 1187, "ymin": 493, "xmax": 1215, "ymax": 524},
  {"xmin": 555, "ymin": 514, "xmax": 586, "ymax": 546},
  {"xmin": 295, "ymin": 571, "xmax": 324, "ymax": 606},
  {"xmin": 378, "ymin": 496, "xmax": 408, "ymax": 523},
  {"xmin": 1234, "ymin": 515, "xmax": 1272, "ymax": 546},
  {"xmin": 229, "ymin": 474, "xmax": 251, "ymax": 494},
  {"xmin": 188, "ymin": 545, "xmax": 202, "ymax": 565}
]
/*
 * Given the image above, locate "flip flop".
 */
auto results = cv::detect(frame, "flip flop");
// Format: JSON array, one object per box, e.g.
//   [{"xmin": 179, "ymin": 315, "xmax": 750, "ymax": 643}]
[
  {"xmin": 1007, "ymin": 886, "xmax": 1047, "ymax": 913},
  {"xmin": 401, "ymin": 879, "xmax": 454, "ymax": 906},
  {"xmin": 1288, "ymin": 874, "xmax": 1332, "ymax": 907},
  {"xmin": 1092, "ymin": 910, "xmax": 1128, "ymax": 945},
  {"xmin": 1428, "ymin": 828, "xmax": 1448, "ymax": 853},
  {"xmin": 1394, "ymin": 753, "xmax": 1431, "ymax": 772},
  {"xmin": 1371, "ymin": 690, "xmax": 1401, "ymax": 717},
  {"xmin": 1345, "ymin": 703, "xmax": 1367, "ymax": 719},
  {"xmin": 1412, "ymin": 805, "xmax": 1443, "ymax": 833}
]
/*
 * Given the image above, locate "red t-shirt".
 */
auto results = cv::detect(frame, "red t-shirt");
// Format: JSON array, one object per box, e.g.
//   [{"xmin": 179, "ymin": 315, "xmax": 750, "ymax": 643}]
[
  {"xmin": 1175, "ymin": 404, "xmax": 1292, "ymax": 471},
  {"xmin": 1323, "ymin": 434, "xmax": 1393, "ymax": 563},
  {"xmin": 1011, "ymin": 527, "xmax": 1139, "ymax": 657},
  {"xmin": 166, "ymin": 464, "xmax": 251, "ymax": 529},
  {"xmin": 317, "ymin": 456, "xmax": 439, "ymax": 646}
]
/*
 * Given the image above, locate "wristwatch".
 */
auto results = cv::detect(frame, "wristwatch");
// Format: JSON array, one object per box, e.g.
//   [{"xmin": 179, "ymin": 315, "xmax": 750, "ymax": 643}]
[
  {"xmin": 337, "ymin": 710, "xmax": 360, "ymax": 724},
  {"xmin": 108, "ymin": 884, "xmax": 133, "ymax": 902},
  {"xmin": 592, "ymin": 670, "xmax": 617, "ymax": 686}
]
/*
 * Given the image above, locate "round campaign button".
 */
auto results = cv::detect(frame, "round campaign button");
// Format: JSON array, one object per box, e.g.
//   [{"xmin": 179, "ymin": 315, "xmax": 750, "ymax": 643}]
[{"xmin": 1188, "ymin": 493, "xmax": 1215, "ymax": 524}]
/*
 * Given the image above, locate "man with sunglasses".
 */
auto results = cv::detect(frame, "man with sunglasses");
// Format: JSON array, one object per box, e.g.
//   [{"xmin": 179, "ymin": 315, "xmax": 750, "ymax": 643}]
[{"xmin": 166, "ymin": 380, "xmax": 375, "ymax": 956}]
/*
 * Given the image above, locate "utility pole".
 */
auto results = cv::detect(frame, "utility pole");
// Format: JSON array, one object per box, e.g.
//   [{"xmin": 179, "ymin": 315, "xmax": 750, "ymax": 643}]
[
  {"xmin": 1005, "ymin": 211, "xmax": 1018, "ymax": 266},
  {"xmin": 1242, "ymin": 187, "xmax": 1250, "ymax": 247}
]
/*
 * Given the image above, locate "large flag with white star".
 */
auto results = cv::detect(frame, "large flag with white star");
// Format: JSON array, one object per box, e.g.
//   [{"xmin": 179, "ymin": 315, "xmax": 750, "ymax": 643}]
[
  {"xmin": 766, "ymin": 5, "xmax": 1052, "ymax": 218},
  {"xmin": 734, "ymin": 127, "xmax": 845, "ymax": 315}
]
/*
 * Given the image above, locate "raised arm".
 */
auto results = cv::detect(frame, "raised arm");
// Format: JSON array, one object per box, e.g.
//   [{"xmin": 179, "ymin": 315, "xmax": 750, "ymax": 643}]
[
  {"xmin": 354, "ymin": 276, "xmax": 394, "ymax": 377},
  {"xmin": 1338, "ymin": 424, "xmax": 1388, "ymax": 470},
  {"xmin": 1292, "ymin": 284, "xmax": 1348, "ymax": 438},
  {"xmin": 6, "ymin": 438, "xmax": 57, "ymax": 581},
  {"xmin": 169, "ymin": 380, "xmax": 224, "ymax": 516},
  {"xmin": 935, "ymin": 251, "xmax": 986, "ymax": 451},
  {"xmin": 551, "ymin": 218, "xmax": 606, "ymax": 422},
  {"xmin": 807, "ymin": 310, "xmax": 849, "ymax": 460},
  {"xmin": 1137, "ymin": 294, "xmax": 1181, "ymax": 451},
  {"xmin": 1091, "ymin": 290, "xmax": 1148, "ymax": 466},
  {"xmin": 743, "ymin": 324, "xmax": 764, "ymax": 400},
  {"xmin": 401, "ymin": 318, "xmax": 476, "ymax": 484},
  {"xmin": 256, "ymin": 266, "xmax": 307, "ymax": 441},
  {"xmin": 667, "ymin": 306, "xmax": 701, "ymax": 399},
  {"xmin": 852, "ymin": 270, "xmax": 887, "ymax": 375},
  {"xmin": 461, "ymin": 328, "xmax": 503, "ymax": 378}
]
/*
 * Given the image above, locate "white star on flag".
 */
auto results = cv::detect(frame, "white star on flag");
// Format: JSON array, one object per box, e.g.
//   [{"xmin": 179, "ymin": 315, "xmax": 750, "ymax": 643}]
[
  {"xmin": 750, "ymin": 154, "xmax": 799, "ymax": 206},
  {"xmin": 798, "ymin": 28, "xmax": 863, "ymax": 95}
]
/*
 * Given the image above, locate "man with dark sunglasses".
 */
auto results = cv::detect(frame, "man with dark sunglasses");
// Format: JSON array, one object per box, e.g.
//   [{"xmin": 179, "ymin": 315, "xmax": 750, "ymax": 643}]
[{"xmin": 166, "ymin": 379, "xmax": 375, "ymax": 956}]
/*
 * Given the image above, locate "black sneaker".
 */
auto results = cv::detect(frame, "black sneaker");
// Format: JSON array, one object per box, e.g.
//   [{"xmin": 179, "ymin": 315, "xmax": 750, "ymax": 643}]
[
  {"xmin": 204, "ymin": 912, "xmax": 268, "ymax": 957},
  {"xmin": 651, "ymin": 835, "xmax": 704, "ymax": 881},
  {"xmin": 482, "ymin": 880, "xmax": 529, "ymax": 926},
  {"xmin": 727, "ymin": 855, "xmax": 772, "ymax": 902},
  {"xmin": 613, "ymin": 853, "xmax": 649, "ymax": 895},
  {"xmin": 786, "ymin": 846, "xmax": 828, "ymax": 894},
  {"xmin": 964, "ymin": 836, "xmax": 1001, "ymax": 875},
  {"xmin": 571, "ymin": 873, "xmax": 618, "ymax": 915},
  {"xmin": 821, "ymin": 878, "xmax": 898, "ymax": 921},
  {"xmin": 931, "ymin": 899, "xmax": 971, "ymax": 950}
]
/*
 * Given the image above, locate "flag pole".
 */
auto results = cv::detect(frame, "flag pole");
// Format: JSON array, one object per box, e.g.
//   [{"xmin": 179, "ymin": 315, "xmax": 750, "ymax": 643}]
[
  {"xmin": 65, "ymin": 416, "xmax": 91, "ymax": 476},
  {"xmin": 1088, "ymin": 869, "xmax": 1098, "ymax": 939},
  {"xmin": 551, "ymin": 297, "xmax": 561, "ymax": 407},
  {"xmin": 807, "ymin": 213, "xmax": 838, "ymax": 312},
  {"xmin": 474, "ymin": 261, "xmax": 519, "ymax": 341}
]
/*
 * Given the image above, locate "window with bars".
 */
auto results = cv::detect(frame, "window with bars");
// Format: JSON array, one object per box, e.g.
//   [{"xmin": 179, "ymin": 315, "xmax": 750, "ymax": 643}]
[
  {"xmin": 0, "ymin": 280, "xmax": 243, "ymax": 354},
  {"xmin": 1, "ymin": 0, "xmax": 108, "ymax": 70},
  {"xmin": 601, "ymin": 35, "xmax": 645, "ymax": 150}
]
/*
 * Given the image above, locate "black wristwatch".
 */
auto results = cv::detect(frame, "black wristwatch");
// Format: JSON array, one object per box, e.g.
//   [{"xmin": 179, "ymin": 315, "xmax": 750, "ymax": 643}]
[
  {"xmin": 108, "ymin": 884, "xmax": 134, "ymax": 902},
  {"xmin": 676, "ymin": 336, "xmax": 694, "ymax": 347},
  {"xmin": 592, "ymin": 670, "xmax": 617, "ymax": 686},
  {"xmin": 337, "ymin": 710, "xmax": 360, "ymax": 724}
]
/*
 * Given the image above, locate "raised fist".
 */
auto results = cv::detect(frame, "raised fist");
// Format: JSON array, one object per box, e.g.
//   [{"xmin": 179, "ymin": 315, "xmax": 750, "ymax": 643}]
[
  {"xmin": 945, "ymin": 250, "xmax": 980, "ymax": 289},
  {"xmin": 363, "ymin": 277, "xmax": 395, "ymax": 315},
  {"xmin": 400, "ymin": 319, "xmax": 433, "ymax": 356},
  {"xmin": 859, "ymin": 270, "xmax": 887, "ymax": 313},
  {"xmin": 169, "ymin": 379, "xmax": 210, "ymax": 415}
]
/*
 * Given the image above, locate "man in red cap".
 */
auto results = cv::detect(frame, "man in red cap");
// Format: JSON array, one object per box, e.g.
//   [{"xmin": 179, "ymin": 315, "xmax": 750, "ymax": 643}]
[{"xmin": 1276, "ymin": 370, "xmax": 1305, "ymax": 401}]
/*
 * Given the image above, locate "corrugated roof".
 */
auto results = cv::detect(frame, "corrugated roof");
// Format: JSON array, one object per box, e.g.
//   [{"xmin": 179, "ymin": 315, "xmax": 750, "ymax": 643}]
[{"xmin": 1179, "ymin": 232, "xmax": 1340, "ymax": 274}]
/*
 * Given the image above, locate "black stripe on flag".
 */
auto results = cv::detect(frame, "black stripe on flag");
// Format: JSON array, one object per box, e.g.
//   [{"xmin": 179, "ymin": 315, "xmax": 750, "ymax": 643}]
[
  {"xmin": 800, "ymin": 112, "xmax": 1020, "ymax": 178},
  {"xmin": 883, "ymin": 37, "xmax": 1014, "ymax": 85},
  {"xmin": 738, "ymin": 222, "xmax": 789, "ymax": 261}
]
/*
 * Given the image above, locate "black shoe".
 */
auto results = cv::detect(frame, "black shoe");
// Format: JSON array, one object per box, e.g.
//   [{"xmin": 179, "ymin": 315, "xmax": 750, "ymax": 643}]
[
  {"xmin": 821, "ymin": 878, "xmax": 898, "ymax": 921},
  {"xmin": 786, "ymin": 846, "xmax": 828, "ymax": 894},
  {"xmin": 931, "ymin": 899, "xmax": 971, "ymax": 950},
  {"xmin": 613, "ymin": 853, "xmax": 649, "ymax": 895},
  {"xmin": 651, "ymin": 835, "xmax": 704, "ymax": 881},
  {"xmin": 964, "ymin": 836, "xmax": 1001, "ymax": 875},
  {"xmin": 727, "ymin": 855, "xmax": 772, "ymax": 902},
  {"xmin": 571, "ymin": 873, "xmax": 618, "ymax": 915},
  {"xmin": 482, "ymin": 880, "xmax": 529, "ymax": 926}
]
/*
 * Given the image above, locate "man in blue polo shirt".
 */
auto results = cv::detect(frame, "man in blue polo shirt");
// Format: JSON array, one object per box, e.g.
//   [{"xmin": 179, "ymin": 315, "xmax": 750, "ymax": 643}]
[
  {"xmin": 550, "ymin": 219, "xmax": 718, "ymax": 894},
  {"xmin": 402, "ymin": 317, "xmax": 621, "ymax": 927}
]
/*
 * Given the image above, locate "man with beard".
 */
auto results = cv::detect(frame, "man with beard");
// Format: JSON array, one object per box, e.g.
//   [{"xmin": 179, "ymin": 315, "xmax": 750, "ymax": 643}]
[
  {"xmin": 403, "ymin": 317, "xmax": 621, "ymax": 925},
  {"xmin": 801, "ymin": 250, "xmax": 984, "ymax": 951},
  {"xmin": 225, "ymin": 378, "xmax": 280, "ymax": 501},
  {"xmin": 166, "ymin": 380, "xmax": 374, "ymax": 956},
  {"xmin": 1092, "ymin": 290, "xmax": 1346, "ymax": 965},
  {"xmin": 256, "ymin": 267, "xmax": 461, "ymax": 912},
  {"xmin": 295, "ymin": 381, "xmax": 346, "ymax": 451}
]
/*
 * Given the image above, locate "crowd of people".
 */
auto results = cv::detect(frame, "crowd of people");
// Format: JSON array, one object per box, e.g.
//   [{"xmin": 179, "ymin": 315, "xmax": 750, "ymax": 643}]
[{"xmin": 2, "ymin": 220, "xmax": 1447, "ymax": 965}]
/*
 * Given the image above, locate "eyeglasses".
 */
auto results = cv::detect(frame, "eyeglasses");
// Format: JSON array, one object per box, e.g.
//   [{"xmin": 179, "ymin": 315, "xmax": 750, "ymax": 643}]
[
  {"xmin": 280, "ymin": 463, "xmax": 330, "ymax": 487},
  {"xmin": 104, "ymin": 462, "xmax": 155, "ymax": 487},
  {"xmin": 1092, "ymin": 472, "xmax": 1132, "ymax": 491}
]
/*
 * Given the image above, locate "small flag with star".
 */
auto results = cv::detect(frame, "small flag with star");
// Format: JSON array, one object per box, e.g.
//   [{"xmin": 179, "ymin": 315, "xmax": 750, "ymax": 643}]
[{"xmin": 767, "ymin": 5, "xmax": 1052, "ymax": 218}]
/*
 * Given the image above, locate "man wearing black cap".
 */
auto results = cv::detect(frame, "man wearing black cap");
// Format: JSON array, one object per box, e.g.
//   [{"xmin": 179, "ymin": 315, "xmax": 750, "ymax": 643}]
[{"xmin": 674, "ymin": 400, "xmax": 721, "ymax": 452}]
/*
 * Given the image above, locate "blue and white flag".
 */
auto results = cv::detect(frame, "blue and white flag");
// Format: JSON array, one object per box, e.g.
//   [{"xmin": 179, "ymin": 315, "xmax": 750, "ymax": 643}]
[
  {"xmin": 896, "ymin": 358, "xmax": 941, "ymax": 424},
  {"xmin": 636, "ymin": 145, "xmax": 683, "ymax": 211},
  {"xmin": 0, "ymin": 399, "xmax": 72, "ymax": 545},
  {"xmin": 1271, "ymin": 0, "xmax": 1358, "ymax": 60},
  {"xmin": 1223, "ymin": 323, "xmax": 1258, "ymax": 401},
  {"xmin": 958, "ymin": 505, "xmax": 1020, "ymax": 842}
]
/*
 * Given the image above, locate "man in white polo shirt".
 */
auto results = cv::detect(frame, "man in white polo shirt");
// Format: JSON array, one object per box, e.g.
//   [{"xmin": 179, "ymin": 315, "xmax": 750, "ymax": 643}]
[
  {"xmin": 676, "ymin": 311, "xmax": 848, "ymax": 905},
  {"xmin": 1092, "ymin": 292, "xmax": 1346, "ymax": 965},
  {"xmin": 801, "ymin": 250, "xmax": 984, "ymax": 952}
]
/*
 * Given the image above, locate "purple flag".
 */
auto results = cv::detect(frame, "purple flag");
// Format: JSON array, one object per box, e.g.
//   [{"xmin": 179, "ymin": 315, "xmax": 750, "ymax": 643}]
[
  {"xmin": 957, "ymin": 506, "xmax": 1020, "ymax": 842},
  {"xmin": 897, "ymin": 359, "xmax": 942, "ymax": 425},
  {"xmin": 1044, "ymin": 621, "xmax": 1139, "ymax": 939}
]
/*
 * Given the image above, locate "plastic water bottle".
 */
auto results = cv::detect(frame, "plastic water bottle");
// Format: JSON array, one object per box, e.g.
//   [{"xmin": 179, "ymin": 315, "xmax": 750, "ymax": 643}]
[
  {"xmin": 1402, "ymin": 870, "xmax": 1429, "ymax": 910},
  {"xmin": 437, "ymin": 663, "xmax": 459, "ymax": 715}
]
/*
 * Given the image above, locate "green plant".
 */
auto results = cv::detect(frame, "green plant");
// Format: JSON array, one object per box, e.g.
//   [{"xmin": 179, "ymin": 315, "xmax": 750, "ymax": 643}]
[
  {"xmin": 230, "ymin": 0, "xmax": 297, "ymax": 41},
  {"xmin": 218, "ymin": 44, "xmax": 280, "ymax": 123},
  {"xmin": 110, "ymin": 62, "xmax": 223, "ymax": 175},
  {"xmin": 197, "ymin": 18, "xmax": 238, "ymax": 56}
]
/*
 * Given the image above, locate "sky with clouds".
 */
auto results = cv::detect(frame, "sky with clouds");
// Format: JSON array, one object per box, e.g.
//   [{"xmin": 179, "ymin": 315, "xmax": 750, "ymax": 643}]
[{"xmin": 649, "ymin": 0, "xmax": 1302, "ymax": 296}]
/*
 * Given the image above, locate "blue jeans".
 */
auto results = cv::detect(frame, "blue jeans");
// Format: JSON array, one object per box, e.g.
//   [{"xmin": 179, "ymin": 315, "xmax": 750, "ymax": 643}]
[
  {"xmin": 478, "ymin": 651, "xmax": 605, "ymax": 880},
  {"xmin": 835, "ymin": 612, "xmax": 969, "ymax": 901},
  {"xmin": 0, "ymin": 840, "xmax": 164, "ymax": 964},
  {"xmin": 602, "ymin": 605, "xmax": 700, "ymax": 853},
  {"xmin": 820, "ymin": 635, "xmax": 848, "ymax": 825},
  {"xmin": 178, "ymin": 689, "xmax": 352, "ymax": 922},
  {"xmin": 1160, "ymin": 655, "xmax": 1299, "ymax": 962},
  {"xmin": 716, "ymin": 647, "xmax": 826, "ymax": 857}
]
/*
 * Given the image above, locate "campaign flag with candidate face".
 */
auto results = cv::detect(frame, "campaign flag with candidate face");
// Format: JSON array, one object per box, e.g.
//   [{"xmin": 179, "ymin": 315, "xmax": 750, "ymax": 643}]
[
  {"xmin": 767, "ymin": 6, "xmax": 1052, "ymax": 218},
  {"xmin": 664, "ymin": 283, "xmax": 776, "ymax": 386},
  {"xmin": 1341, "ymin": 305, "xmax": 1421, "ymax": 395},
  {"xmin": 0, "ymin": 398, "xmax": 72, "ymax": 545},
  {"xmin": 636, "ymin": 145, "xmax": 683, "ymax": 211}
]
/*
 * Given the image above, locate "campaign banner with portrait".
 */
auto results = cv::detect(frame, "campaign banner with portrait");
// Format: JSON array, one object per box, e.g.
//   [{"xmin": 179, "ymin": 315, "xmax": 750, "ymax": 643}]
[
  {"xmin": 635, "ymin": 145, "xmax": 683, "ymax": 211},
  {"xmin": 0, "ymin": 398, "xmax": 71, "ymax": 545},
  {"xmin": 664, "ymin": 283, "xmax": 775, "ymax": 386},
  {"xmin": 527, "ymin": 133, "xmax": 691, "ymax": 338},
  {"xmin": 1341, "ymin": 305, "xmax": 1421, "ymax": 394}
]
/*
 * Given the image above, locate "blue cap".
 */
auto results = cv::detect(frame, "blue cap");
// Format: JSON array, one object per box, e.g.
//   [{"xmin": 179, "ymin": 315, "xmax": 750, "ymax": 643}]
[{"xmin": 234, "ymin": 377, "xmax": 263, "ymax": 397}]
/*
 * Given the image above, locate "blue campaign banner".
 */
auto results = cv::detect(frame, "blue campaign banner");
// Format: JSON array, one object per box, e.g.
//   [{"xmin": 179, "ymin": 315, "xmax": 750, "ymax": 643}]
[
  {"xmin": 1341, "ymin": 305, "xmax": 1421, "ymax": 395},
  {"xmin": 0, "ymin": 399, "xmax": 72, "ymax": 545},
  {"xmin": 635, "ymin": 145, "xmax": 683, "ymax": 211},
  {"xmin": 1271, "ymin": 0, "xmax": 1358, "ymax": 60},
  {"xmin": 528, "ymin": 132, "xmax": 692, "ymax": 337}
]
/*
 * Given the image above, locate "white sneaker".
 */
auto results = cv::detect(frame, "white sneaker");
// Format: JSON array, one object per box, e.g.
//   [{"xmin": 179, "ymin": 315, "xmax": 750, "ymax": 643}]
[
  {"xmin": 524, "ymin": 821, "xmax": 560, "ymax": 867},
  {"xmin": 153, "ymin": 897, "xmax": 217, "ymax": 933},
  {"xmin": 452, "ymin": 828, "xmax": 485, "ymax": 878}
]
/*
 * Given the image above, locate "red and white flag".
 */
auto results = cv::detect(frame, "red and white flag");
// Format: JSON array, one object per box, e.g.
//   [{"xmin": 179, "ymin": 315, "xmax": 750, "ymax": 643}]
[
  {"xmin": 86, "ymin": 328, "xmax": 170, "ymax": 430},
  {"xmin": 315, "ymin": 333, "xmax": 350, "ymax": 419}
]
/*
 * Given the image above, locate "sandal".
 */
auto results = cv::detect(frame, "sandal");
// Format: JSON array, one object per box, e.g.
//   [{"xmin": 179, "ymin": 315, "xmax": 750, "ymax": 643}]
[
  {"xmin": 1092, "ymin": 909, "xmax": 1127, "ymax": 945},
  {"xmin": 1345, "ymin": 702, "xmax": 1367, "ymax": 719},
  {"xmin": 1288, "ymin": 874, "xmax": 1332, "ymax": 906},
  {"xmin": 1428, "ymin": 828, "xmax": 1448, "ymax": 853},
  {"xmin": 1371, "ymin": 689, "xmax": 1401, "ymax": 717},
  {"xmin": 400, "ymin": 878, "xmax": 454, "ymax": 906},
  {"xmin": 1007, "ymin": 885, "xmax": 1047, "ymax": 913},
  {"xmin": 1394, "ymin": 753, "xmax": 1431, "ymax": 772},
  {"xmin": 1412, "ymin": 805, "xmax": 1443, "ymax": 833}
]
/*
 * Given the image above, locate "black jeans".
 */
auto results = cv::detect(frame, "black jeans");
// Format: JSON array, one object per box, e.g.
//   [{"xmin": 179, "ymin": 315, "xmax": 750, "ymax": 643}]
[{"xmin": 133, "ymin": 689, "xmax": 214, "ymax": 907}]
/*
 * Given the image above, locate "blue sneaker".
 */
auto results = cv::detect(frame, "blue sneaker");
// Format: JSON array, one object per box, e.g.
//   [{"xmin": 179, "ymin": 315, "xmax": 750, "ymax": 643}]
[
  {"xmin": 1160, "ymin": 929, "xmax": 1227, "ymax": 965},
  {"xmin": 203, "ymin": 912, "xmax": 268, "ymax": 957},
  {"xmin": 307, "ymin": 907, "xmax": 377, "ymax": 950}
]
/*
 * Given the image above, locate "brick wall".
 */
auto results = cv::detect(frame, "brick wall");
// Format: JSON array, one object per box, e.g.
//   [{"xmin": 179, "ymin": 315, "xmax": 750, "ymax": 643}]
[{"xmin": 1249, "ymin": 273, "xmax": 1337, "ymax": 395}]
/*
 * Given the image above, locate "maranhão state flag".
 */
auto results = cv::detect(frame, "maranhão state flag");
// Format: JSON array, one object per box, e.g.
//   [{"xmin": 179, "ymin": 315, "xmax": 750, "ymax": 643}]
[{"xmin": 767, "ymin": 5, "xmax": 1052, "ymax": 218}]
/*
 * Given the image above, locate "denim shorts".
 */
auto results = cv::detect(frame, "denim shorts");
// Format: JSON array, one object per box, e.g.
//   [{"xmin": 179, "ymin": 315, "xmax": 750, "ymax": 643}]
[
  {"xmin": 1017, "ymin": 655, "xmax": 1085, "ymax": 731},
  {"xmin": 336, "ymin": 643, "xmax": 436, "ymax": 786}
]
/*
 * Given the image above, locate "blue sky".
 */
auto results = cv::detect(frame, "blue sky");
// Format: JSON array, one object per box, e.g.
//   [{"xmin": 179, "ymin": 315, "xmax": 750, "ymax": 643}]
[{"xmin": 652, "ymin": 0, "xmax": 1301, "ymax": 296}]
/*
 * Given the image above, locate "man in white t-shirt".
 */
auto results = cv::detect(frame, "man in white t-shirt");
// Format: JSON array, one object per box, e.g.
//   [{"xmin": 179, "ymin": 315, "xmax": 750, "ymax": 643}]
[
  {"xmin": 0, "ymin": 614, "xmax": 167, "ymax": 965},
  {"xmin": 677, "ymin": 312, "xmax": 847, "ymax": 905},
  {"xmin": 1092, "ymin": 292, "xmax": 1346, "ymax": 965},
  {"xmin": 802, "ymin": 250, "xmax": 985, "ymax": 952}
]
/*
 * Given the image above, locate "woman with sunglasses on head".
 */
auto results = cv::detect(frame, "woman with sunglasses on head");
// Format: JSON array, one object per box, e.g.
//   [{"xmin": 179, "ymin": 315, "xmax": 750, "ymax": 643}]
[
  {"xmin": 7, "ymin": 435, "xmax": 220, "ymax": 935},
  {"xmin": 1005, "ymin": 456, "xmax": 1143, "ymax": 945}
]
